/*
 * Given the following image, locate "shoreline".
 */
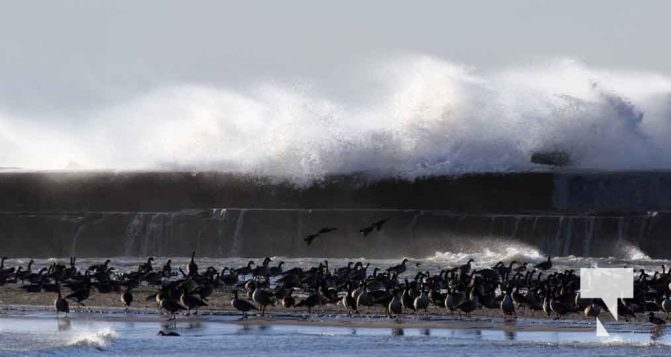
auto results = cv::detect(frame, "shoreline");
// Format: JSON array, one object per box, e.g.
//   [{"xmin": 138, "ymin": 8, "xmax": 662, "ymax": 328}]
[{"xmin": 0, "ymin": 301, "xmax": 655, "ymax": 334}]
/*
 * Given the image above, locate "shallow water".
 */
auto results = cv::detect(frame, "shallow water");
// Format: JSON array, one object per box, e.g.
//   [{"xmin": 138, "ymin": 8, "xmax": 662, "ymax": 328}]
[{"xmin": 1, "ymin": 313, "xmax": 671, "ymax": 357}]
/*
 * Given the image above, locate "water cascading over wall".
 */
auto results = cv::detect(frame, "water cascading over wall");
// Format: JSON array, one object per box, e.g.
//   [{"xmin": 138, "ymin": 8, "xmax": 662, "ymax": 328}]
[
  {"xmin": 0, "ymin": 209, "xmax": 666, "ymax": 258},
  {"xmin": 1, "ymin": 171, "xmax": 671, "ymax": 258}
]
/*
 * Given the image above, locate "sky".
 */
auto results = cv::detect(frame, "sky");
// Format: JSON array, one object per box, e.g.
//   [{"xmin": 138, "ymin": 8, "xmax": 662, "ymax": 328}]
[
  {"xmin": 0, "ymin": 1, "xmax": 670, "ymax": 174},
  {"xmin": 1, "ymin": 0, "xmax": 669, "ymax": 117}
]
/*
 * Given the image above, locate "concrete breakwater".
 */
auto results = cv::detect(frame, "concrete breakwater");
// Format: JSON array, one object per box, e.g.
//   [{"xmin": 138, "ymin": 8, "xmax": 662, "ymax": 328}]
[
  {"xmin": 2, "ymin": 170, "xmax": 671, "ymax": 258},
  {"xmin": 0, "ymin": 209, "xmax": 665, "ymax": 258}
]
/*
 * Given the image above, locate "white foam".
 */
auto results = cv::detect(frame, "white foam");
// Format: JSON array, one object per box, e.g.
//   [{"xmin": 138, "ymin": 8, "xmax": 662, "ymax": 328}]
[
  {"xmin": 1, "ymin": 56, "xmax": 671, "ymax": 181},
  {"xmin": 430, "ymin": 241, "xmax": 544, "ymax": 267},
  {"xmin": 67, "ymin": 327, "xmax": 117, "ymax": 351}
]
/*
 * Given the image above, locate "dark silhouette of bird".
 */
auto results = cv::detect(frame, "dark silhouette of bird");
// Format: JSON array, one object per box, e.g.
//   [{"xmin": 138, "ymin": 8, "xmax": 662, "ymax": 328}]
[
  {"xmin": 534, "ymin": 256, "xmax": 552, "ymax": 271},
  {"xmin": 231, "ymin": 290, "xmax": 258, "ymax": 318},
  {"xmin": 372, "ymin": 218, "xmax": 391, "ymax": 231},
  {"xmin": 54, "ymin": 285, "xmax": 69, "ymax": 317},
  {"xmin": 121, "ymin": 287, "xmax": 133, "ymax": 309},
  {"xmin": 157, "ymin": 331, "xmax": 180, "ymax": 336},
  {"xmin": 304, "ymin": 233, "xmax": 320, "ymax": 246},
  {"xmin": 359, "ymin": 226, "xmax": 374, "ymax": 237},
  {"xmin": 649, "ymin": 312, "xmax": 666, "ymax": 326},
  {"xmin": 317, "ymin": 227, "xmax": 337, "ymax": 234}
]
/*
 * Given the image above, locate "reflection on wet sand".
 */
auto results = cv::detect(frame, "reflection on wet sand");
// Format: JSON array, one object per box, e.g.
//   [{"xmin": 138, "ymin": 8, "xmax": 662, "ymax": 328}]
[{"xmin": 57, "ymin": 317, "xmax": 71, "ymax": 331}]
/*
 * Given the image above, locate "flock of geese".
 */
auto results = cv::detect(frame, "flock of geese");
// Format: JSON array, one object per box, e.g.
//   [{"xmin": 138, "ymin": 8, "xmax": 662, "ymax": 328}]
[{"xmin": 0, "ymin": 254, "xmax": 669, "ymax": 327}]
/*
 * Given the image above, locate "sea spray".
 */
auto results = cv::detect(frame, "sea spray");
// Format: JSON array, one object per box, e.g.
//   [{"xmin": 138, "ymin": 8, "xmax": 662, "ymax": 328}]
[{"xmin": 0, "ymin": 56, "xmax": 670, "ymax": 181}]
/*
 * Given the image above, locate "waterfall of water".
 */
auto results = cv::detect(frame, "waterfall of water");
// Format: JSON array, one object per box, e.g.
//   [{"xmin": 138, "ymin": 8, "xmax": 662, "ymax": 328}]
[
  {"xmin": 409, "ymin": 210, "xmax": 425, "ymax": 239},
  {"xmin": 584, "ymin": 217, "xmax": 595, "ymax": 256},
  {"xmin": 69, "ymin": 221, "xmax": 87, "ymax": 257},
  {"xmin": 563, "ymin": 218, "xmax": 573, "ymax": 256},
  {"xmin": 231, "ymin": 209, "xmax": 247, "ymax": 256},
  {"xmin": 124, "ymin": 214, "xmax": 145, "ymax": 256}
]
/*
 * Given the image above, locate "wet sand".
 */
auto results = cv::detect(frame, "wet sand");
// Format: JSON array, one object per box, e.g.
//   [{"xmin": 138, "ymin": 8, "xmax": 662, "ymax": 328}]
[{"xmin": 0, "ymin": 285, "xmax": 657, "ymax": 334}]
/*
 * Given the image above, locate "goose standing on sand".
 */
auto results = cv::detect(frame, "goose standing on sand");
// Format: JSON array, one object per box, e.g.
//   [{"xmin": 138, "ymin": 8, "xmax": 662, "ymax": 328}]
[
  {"xmin": 180, "ymin": 289, "xmax": 208, "ymax": 315},
  {"xmin": 413, "ymin": 286, "xmax": 430, "ymax": 315},
  {"xmin": 54, "ymin": 285, "xmax": 69, "ymax": 317},
  {"xmin": 500, "ymin": 286, "xmax": 516, "ymax": 319},
  {"xmin": 401, "ymin": 284, "xmax": 416, "ymax": 313},
  {"xmin": 121, "ymin": 287, "xmax": 133, "ymax": 310},
  {"xmin": 356, "ymin": 283, "xmax": 373, "ymax": 312},
  {"xmin": 661, "ymin": 294, "xmax": 671, "ymax": 319},
  {"xmin": 187, "ymin": 252, "xmax": 198, "ymax": 277},
  {"xmin": 160, "ymin": 297, "xmax": 187, "ymax": 320},
  {"xmin": 456, "ymin": 288, "xmax": 480, "ymax": 317},
  {"xmin": 388, "ymin": 288, "xmax": 403, "ymax": 318},
  {"xmin": 584, "ymin": 300, "xmax": 600, "ymax": 319},
  {"xmin": 343, "ymin": 284, "xmax": 357, "ymax": 316},
  {"xmin": 252, "ymin": 284, "xmax": 275, "ymax": 316},
  {"xmin": 535, "ymin": 256, "xmax": 552, "ymax": 271},
  {"xmin": 162, "ymin": 259, "xmax": 173, "ymax": 277},
  {"xmin": 231, "ymin": 290, "xmax": 258, "ymax": 318},
  {"xmin": 445, "ymin": 287, "xmax": 461, "ymax": 313}
]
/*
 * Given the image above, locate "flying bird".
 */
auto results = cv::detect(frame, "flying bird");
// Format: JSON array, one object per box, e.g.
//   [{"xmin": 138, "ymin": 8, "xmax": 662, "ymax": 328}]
[
  {"xmin": 304, "ymin": 233, "xmax": 320, "ymax": 246},
  {"xmin": 372, "ymin": 218, "xmax": 391, "ymax": 231},
  {"xmin": 317, "ymin": 227, "xmax": 337, "ymax": 234},
  {"xmin": 359, "ymin": 226, "xmax": 375, "ymax": 237}
]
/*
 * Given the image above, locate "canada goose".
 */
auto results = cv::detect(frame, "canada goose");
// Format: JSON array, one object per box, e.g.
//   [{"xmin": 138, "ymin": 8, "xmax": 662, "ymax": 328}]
[
  {"xmin": 304, "ymin": 234, "xmax": 320, "ymax": 246},
  {"xmin": 413, "ymin": 286, "xmax": 430, "ymax": 315},
  {"xmin": 649, "ymin": 312, "xmax": 666, "ymax": 326},
  {"xmin": 66, "ymin": 286, "xmax": 91, "ymax": 306},
  {"xmin": 500, "ymin": 286, "xmax": 516, "ymax": 319},
  {"xmin": 388, "ymin": 289, "xmax": 403, "ymax": 318},
  {"xmin": 54, "ymin": 285, "xmax": 69, "ymax": 318},
  {"xmin": 157, "ymin": 331, "xmax": 180, "ymax": 336},
  {"xmin": 372, "ymin": 218, "xmax": 391, "ymax": 231},
  {"xmin": 180, "ymin": 289, "xmax": 208, "ymax": 315},
  {"xmin": 456, "ymin": 293, "xmax": 479, "ymax": 317},
  {"xmin": 534, "ymin": 256, "xmax": 552, "ymax": 271},
  {"xmin": 662, "ymin": 294, "xmax": 671, "ymax": 319},
  {"xmin": 267, "ymin": 261, "xmax": 285, "ymax": 277},
  {"xmin": 343, "ymin": 284, "xmax": 358, "ymax": 316},
  {"xmin": 584, "ymin": 300, "xmax": 600, "ymax": 319},
  {"xmin": 187, "ymin": 252, "xmax": 198, "ymax": 277},
  {"xmin": 281, "ymin": 293, "xmax": 295, "ymax": 308},
  {"xmin": 459, "ymin": 259, "xmax": 475, "ymax": 277},
  {"xmin": 160, "ymin": 298, "xmax": 187, "ymax": 320},
  {"xmin": 317, "ymin": 227, "xmax": 337, "ymax": 234},
  {"xmin": 252, "ymin": 284, "xmax": 275, "ymax": 316},
  {"xmin": 121, "ymin": 287, "xmax": 133, "ymax": 310},
  {"xmin": 236, "ymin": 261, "xmax": 256, "ymax": 278},
  {"xmin": 387, "ymin": 259, "xmax": 409, "ymax": 275},
  {"xmin": 359, "ymin": 226, "xmax": 375, "ymax": 237},
  {"xmin": 88, "ymin": 259, "xmax": 111, "ymax": 273},
  {"xmin": 356, "ymin": 283, "xmax": 373, "ymax": 311},
  {"xmin": 231, "ymin": 290, "xmax": 258, "ymax": 318},
  {"xmin": 296, "ymin": 291, "xmax": 322, "ymax": 314},
  {"xmin": 549, "ymin": 293, "xmax": 572, "ymax": 319},
  {"xmin": 162, "ymin": 259, "xmax": 173, "ymax": 277},
  {"xmin": 401, "ymin": 284, "xmax": 416, "ymax": 313},
  {"xmin": 445, "ymin": 287, "xmax": 462, "ymax": 313},
  {"xmin": 139, "ymin": 257, "xmax": 154, "ymax": 273}
]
